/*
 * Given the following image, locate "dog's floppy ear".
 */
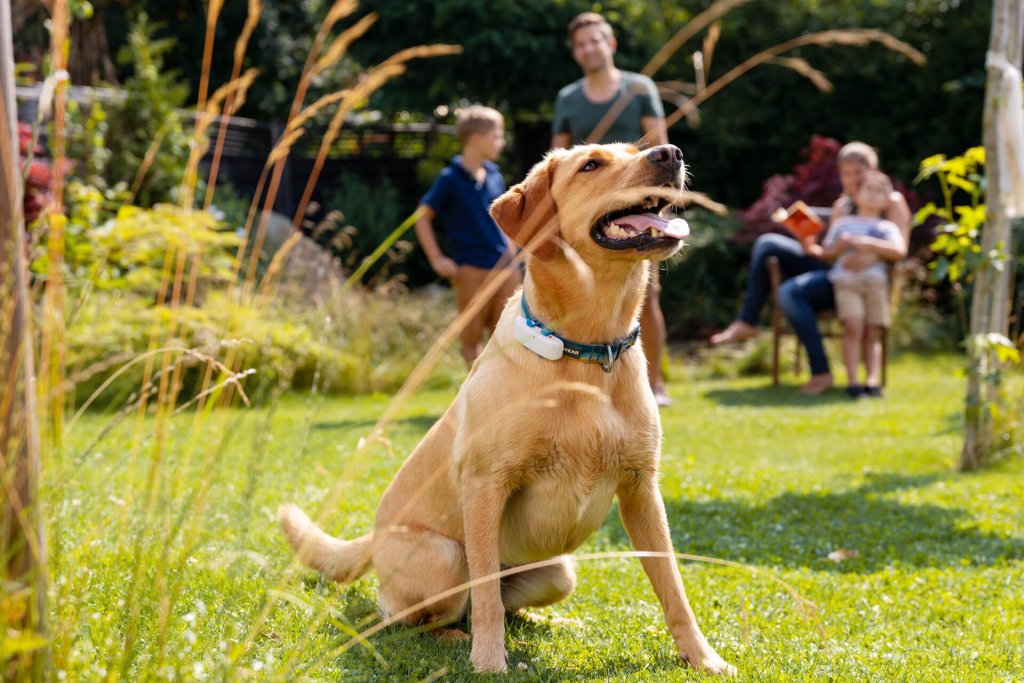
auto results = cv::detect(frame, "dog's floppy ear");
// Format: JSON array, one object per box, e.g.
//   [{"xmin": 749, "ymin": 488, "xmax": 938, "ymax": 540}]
[{"xmin": 490, "ymin": 157, "xmax": 560, "ymax": 261}]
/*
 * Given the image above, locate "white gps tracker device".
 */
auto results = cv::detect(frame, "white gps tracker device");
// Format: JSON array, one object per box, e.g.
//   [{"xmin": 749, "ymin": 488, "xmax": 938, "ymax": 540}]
[{"xmin": 513, "ymin": 315, "xmax": 564, "ymax": 361}]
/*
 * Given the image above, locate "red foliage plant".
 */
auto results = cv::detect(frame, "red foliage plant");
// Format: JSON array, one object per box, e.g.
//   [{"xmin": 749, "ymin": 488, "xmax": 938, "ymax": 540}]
[
  {"xmin": 736, "ymin": 134, "xmax": 922, "ymax": 247},
  {"xmin": 735, "ymin": 134, "xmax": 843, "ymax": 244},
  {"xmin": 19, "ymin": 122, "xmax": 52, "ymax": 224}
]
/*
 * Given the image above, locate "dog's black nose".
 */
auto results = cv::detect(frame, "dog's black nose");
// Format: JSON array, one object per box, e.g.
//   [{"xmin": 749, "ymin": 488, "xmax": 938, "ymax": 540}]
[{"xmin": 647, "ymin": 144, "xmax": 684, "ymax": 171}]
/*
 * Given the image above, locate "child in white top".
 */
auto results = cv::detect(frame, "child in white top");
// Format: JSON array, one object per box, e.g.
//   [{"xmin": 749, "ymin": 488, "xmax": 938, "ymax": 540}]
[{"xmin": 821, "ymin": 171, "xmax": 907, "ymax": 397}]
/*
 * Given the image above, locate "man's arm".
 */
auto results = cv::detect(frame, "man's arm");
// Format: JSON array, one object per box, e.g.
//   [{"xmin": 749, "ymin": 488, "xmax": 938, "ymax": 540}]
[
  {"xmin": 551, "ymin": 132, "xmax": 572, "ymax": 150},
  {"xmin": 640, "ymin": 115, "xmax": 669, "ymax": 147},
  {"xmin": 884, "ymin": 191, "xmax": 912, "ymax": 244},
  {"xmin": 413, "ymin": 204, "xmax": 457, "ymax": 278}
]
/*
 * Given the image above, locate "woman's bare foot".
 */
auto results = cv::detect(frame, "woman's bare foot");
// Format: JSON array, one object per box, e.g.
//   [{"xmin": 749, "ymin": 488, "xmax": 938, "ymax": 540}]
[
  {"xmin": 799, "ymin": 373, "xmax": 834, "ymax": 395},
  {"xmin": 710, "ymin": 321, "xmax": 758, "ymax": 345}
]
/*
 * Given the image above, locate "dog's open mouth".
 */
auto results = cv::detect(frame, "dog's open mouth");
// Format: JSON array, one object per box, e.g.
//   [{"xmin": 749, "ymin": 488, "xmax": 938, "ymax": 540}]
[{"xmin": 591, "ymin": 194, "xmax": 690, "ymax": 251}]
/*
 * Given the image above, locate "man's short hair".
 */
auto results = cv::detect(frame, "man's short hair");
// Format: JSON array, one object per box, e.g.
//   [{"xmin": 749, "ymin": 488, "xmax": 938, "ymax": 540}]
[
  {"xmin": 567, "ymin": 12, "xmax": 614, "ymax": 48},
  {"xmin": 838, "ymin": 141, "xmax": 879, "ymax": 169},
  {"xmin": 455, "ymin": 105, "xmax": 504, "ymax": 144}
]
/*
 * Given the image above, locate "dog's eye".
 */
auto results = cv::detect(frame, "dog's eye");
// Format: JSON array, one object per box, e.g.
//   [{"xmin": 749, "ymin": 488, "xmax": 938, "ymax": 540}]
[{"xmin": 579, "ymin": 159, "xmax": 601, "ymax": 172}]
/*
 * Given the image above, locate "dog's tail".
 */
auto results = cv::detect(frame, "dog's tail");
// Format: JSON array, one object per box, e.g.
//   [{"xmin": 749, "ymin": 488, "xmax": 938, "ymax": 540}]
[{"xmin": 278, "ymin": 503, "xmax": 373, "ymax": 583}]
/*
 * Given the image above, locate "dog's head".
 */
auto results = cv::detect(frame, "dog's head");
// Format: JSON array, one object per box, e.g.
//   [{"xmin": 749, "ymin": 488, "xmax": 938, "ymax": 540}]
[{"xmin": 490, "ymin": 143, "xmax": 689, "ymax": 263}]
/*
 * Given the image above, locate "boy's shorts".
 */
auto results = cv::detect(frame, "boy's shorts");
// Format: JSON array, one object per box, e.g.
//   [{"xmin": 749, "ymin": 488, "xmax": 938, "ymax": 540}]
[
  {"xmin": 834, "ymin": 279, "xmax": 889, "ymax": 327},
  {"xmin": 453, "ymin": 263, "xmax": 522, "ymax": 348}
]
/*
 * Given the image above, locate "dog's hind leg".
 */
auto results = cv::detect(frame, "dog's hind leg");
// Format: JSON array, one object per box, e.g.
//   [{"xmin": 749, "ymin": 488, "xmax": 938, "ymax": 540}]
[
  {"xmin": 374, "ymin": 530, "xmax": 470, "ymax": 635},
  {"xmin": 501, "ymin": 555, "xmax": 576, "ymax": 612}
]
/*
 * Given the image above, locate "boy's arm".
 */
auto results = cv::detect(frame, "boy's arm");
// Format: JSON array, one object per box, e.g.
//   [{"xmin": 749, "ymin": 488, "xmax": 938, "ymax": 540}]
[{"xmin": 414, "ymin": 205, "xmax": 457, "ymax": 279}]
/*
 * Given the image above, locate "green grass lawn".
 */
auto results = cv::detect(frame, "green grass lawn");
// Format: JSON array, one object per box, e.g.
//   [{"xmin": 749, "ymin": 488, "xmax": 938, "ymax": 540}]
[{"xmin": 50, "ymin": 352, "xmax": 1023, "ymax": 681}]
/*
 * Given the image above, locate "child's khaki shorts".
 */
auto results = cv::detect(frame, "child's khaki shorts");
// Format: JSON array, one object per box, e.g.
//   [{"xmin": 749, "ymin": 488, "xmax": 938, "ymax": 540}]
[{"xmin": 834, "ymin": 279, "xmax": 890, "ymax": 327}]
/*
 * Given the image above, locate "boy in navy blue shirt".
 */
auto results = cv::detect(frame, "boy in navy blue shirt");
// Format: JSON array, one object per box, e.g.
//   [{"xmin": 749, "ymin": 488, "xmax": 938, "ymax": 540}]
[{"xmin": 415, "ymin": 106, "xmax": 521, "ymax": 366}]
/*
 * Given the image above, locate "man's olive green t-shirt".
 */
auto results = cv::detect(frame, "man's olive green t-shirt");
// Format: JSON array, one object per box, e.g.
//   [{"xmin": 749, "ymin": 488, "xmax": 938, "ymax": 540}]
[{"xmin": 552, "ymin": 71, "xmax": 664, "ymax": 145}]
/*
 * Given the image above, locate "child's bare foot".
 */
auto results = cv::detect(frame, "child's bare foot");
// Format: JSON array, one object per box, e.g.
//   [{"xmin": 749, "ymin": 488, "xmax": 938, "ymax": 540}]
[
  {"xmin": 710, "ymin": 321, "xmax": 757, "ymax": 345},
  {"xmin": 799, "ymin": 373, "xmax": 834, "ymax": 395}
]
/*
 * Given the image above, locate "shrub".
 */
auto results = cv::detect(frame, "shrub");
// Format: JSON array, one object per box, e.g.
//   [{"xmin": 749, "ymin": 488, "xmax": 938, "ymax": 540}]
[
  {"xmin": 105, "ymin": 13, "xmax": 191, "ymax": 207},
  {"xmin": 19, "ymin": 122, "xmax": 53, "ymax": 225},
  {"xmin": 735, "ymin": 135, "xmax": 844, "ymax": 244},
  {"xmin": 34, "ymin": 203, "xmax": 239, "ymax": 302},
  {"xmin": 315, "ymin": 171, "xmax": 414, "ymax": 285},
  {"xmin": 65, "ymin": 286, "xmax": 464, "ymax": 408}
]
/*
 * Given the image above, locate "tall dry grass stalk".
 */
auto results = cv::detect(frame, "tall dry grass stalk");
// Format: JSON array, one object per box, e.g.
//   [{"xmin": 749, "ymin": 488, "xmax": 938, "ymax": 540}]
[
  {"xmin": 38, "ymin": 0, "xmax": 68, "ymax": 457},
  {"xmin": 661, "ymin": 28, "xmax": 926, "ymax": 131},
  {"xmin": 203, "ymin": 0, "xmax": 262, "ymax": 211}
]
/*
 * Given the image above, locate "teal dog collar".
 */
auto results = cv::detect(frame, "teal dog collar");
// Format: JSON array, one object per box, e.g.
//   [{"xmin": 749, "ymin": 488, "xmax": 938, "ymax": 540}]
[{"xmin": 516, "ymin": 297, "xmax": 640, "ymax": 373}]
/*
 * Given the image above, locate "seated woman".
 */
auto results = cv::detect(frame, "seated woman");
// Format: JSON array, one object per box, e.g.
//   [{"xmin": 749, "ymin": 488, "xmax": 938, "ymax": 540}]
[{"xmin": 711, "ymin": 141, "xmax": 911, "ymax": 395}]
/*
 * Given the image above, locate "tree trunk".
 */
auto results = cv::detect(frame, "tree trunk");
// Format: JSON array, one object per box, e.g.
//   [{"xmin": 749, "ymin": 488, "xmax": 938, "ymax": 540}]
[
  {"xmin": 1, "ymin": 0, "xmax": 47, "ymax": 680},
  {"xmin": 962, "ymin": 0, "xmax": 1024, "ymax": 470},
  {"xmin": 68, "ymin": 4, "xmax": 117, "ymax": 85}
]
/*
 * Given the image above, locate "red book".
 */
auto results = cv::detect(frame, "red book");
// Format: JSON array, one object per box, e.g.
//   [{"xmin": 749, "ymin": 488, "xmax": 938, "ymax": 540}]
[{"xmin": 771, "ymin": 200, "xmax": 825, "ymax": 240}]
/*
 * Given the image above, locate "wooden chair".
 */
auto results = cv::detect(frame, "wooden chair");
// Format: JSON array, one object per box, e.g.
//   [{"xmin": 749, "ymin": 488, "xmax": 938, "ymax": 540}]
[{"xmin": 768, "ymin": 255, "xmax": 901, "ymax": 387}]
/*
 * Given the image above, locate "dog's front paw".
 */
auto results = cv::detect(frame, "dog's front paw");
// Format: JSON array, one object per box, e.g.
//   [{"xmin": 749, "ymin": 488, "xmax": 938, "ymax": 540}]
[
  {"xmin": 680, "ymin": 643, "xmax": 736, "ymax": 676},
  {"xmin": 470, "ymin": 641, "xmax": 508, "ymax": 674}
]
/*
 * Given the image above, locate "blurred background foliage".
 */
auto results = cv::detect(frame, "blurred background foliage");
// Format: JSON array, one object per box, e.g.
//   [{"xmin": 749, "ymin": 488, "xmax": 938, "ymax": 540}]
[
  {"xmin": 12, "ymin": 0, "xmax": 1004, "ymax": 393},
  {"xmin": 15, "ymin": 0, "xmax": 988, "ymax": 205}
]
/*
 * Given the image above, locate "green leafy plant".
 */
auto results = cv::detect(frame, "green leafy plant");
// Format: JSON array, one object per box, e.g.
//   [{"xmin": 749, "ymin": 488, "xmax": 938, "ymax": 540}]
[
  {"xmin": 35, "ymin": 204, "xmax": 239, "ymax": 301},
  {"xmin": 317, "ymin": 171, "xmax": 410, "ymax": 284},
  {"xmin": 915, "ymin": 146, "xmax": 989, "ymax": 285},
  {"xmin": 106, "ymin": 13, "xmax": 192, "ymax": 207},
  {"xmin": 914, "ymin": 147, "xmax": 1023, "ymax": 464},
  {"xmin": 914, "ymin": 146, "xmax": 1024, "ymax": 346}
]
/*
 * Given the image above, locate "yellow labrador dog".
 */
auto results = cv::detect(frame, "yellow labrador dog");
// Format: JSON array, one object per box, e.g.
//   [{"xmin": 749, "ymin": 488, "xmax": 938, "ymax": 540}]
[{"xmin": 279, "ymin": 143, "xmax": 735, "ymax": 676}]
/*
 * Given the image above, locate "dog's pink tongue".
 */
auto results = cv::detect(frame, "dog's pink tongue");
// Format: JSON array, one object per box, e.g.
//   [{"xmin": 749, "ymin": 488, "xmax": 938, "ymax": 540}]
[{"xmin": 615, "ymin": 213, "xmax": 690, "ymax": 239}]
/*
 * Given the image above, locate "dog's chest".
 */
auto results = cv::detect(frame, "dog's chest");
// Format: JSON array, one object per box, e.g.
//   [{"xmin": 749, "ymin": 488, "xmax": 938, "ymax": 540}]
[{"xmin": 497, "ymin": 437, "xmax": 641, "ymax": 565}]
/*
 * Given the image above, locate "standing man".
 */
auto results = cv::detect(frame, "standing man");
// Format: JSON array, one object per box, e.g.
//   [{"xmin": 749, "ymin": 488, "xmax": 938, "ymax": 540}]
[{"xmin": 551, "ymin": 11, "xmax": 673, "ymax": 406}]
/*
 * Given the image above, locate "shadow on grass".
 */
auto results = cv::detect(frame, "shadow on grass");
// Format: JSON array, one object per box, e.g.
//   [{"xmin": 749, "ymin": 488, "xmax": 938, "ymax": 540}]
[
  {"xmin": 311, "ymin": 415, "xmax": 440, "ymax": 432},
  {"xmin": 508, "ymin": 615, "xmax": 685, "ymax": 681},
  {"xmin": 327, "ymin": 608, "xmax": 685, "ymax": 681},
  {"xmin": 606, "ymin": 472, "xmax": 1023, "ymax": 572},
  {"xmin": 516, "ymin": 648, "xmax": 682, "ymax": 682},
  {"xmin": 702, "ymin": 384, "xmax": 857, "ymax": 407}
]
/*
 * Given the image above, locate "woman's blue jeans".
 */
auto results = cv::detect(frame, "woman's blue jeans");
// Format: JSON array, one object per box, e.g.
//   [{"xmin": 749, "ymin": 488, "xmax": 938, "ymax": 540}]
[
  {"xmin": 738, "ymin": 233, "xmax": 833, "ymax": 376},
  {"xmin": 777, "ymin": 269, "xmax": 834, "ymax": 376}
]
